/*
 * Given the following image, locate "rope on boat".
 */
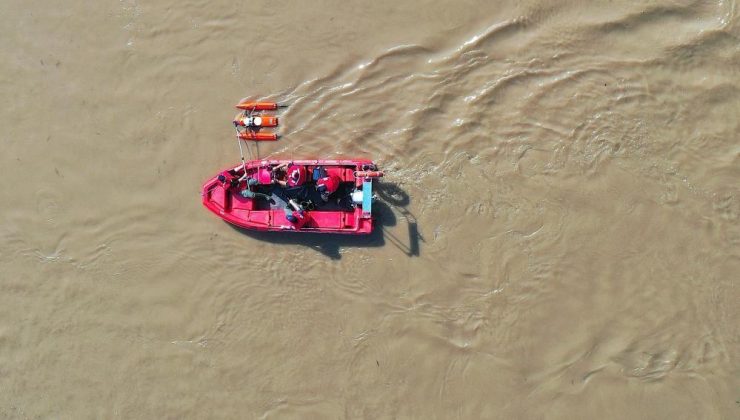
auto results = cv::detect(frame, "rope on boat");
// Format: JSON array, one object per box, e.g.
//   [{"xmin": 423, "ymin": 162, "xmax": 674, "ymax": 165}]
[{"xmin": 234, "ymin": 126, "xmax": 251, "ymax": 180}]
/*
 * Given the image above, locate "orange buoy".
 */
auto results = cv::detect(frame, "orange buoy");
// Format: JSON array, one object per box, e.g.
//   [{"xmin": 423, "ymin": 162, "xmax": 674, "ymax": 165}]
[
  {"xmin": 354, "ymin": 170, "xmax": 384, "ymax": 178},
  {"xmin": 238, "ymin": 131, "xmax": 278, "ymax": 141},
  {"xmin": 235, "ymin": 101, "xmax": 283, "ymax": 111},
  {"xmin": 233, "ymin": 113, "xmax": 278, "ymax": 128}
]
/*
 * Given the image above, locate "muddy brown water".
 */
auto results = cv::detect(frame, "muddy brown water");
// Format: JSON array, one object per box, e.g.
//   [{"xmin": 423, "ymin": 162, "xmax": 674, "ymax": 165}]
[{"xmin": 1, "ymin": 0, "xmax": 738, "ymax": 418}]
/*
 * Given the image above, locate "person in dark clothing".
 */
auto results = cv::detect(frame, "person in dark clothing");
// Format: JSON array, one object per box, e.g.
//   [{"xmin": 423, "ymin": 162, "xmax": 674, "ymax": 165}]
[
  {"xmin": 218, "ymin": 172, "xmax": 271, "ymax": 201},
  {"xmin": 217, "ymin": 173, "xmax": 240, "ymax": 190}
]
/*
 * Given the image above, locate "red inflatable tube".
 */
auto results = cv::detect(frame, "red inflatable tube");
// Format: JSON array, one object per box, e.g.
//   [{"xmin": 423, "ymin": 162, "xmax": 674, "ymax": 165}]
[
  {"xmin": 353, "ymin": 170, "xmax": 384, "ymax": 178},
  {"xmin": 238, "ymin": 132, "xmax": 278, "ymax": 141}
]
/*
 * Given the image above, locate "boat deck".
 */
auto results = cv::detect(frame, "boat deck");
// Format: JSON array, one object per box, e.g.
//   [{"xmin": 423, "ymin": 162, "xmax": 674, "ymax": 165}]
[{"xmin": 252, "ymin": 182, "xmax": 357, "ymax": 212}]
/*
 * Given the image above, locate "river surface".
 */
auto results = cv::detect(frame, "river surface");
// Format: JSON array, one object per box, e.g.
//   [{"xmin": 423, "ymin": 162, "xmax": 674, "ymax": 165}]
[{"xmin": 1, "ymin": 0, "xmax": 738, "ymax": 418}]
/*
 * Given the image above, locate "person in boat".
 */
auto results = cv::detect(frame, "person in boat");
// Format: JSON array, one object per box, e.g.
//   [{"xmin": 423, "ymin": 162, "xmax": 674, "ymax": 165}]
[
  {"xmin": 268, "ymin": 163, "xmax": 287, "ymax": 184},
  {"xmin": 285, "ymin": 209, "xmax": 308, "ymax": 229},
  {"xmin": 272, "ymin": 162, "xmax": 307, "ymax": 188},
  {"xmin": 285, "ymin": 199, "xmax": 308, "ymax": 229},
  {"xmin": 316, "ymin": 173, "xmax": 341, "ymax": 202},
  {"xmin": 217, "ymin": 171, "xmax": 240, "ymax": 190},
  {"xmin": 218, "ymin": 171, "xmax": 271, "ymax": 201},
  {"xmin": 239, "ymin": 177, "xmax": 272, "ymax": 201}
]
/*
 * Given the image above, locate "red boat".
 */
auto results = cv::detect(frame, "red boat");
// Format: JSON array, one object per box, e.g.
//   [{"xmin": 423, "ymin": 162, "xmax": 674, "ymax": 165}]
[{"xmin": 202, "ymin": 159, "xmax": 383, "ymax": 234}]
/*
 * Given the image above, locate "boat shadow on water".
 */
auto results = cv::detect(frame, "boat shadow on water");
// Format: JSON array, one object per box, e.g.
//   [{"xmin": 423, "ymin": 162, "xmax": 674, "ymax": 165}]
[{"xmin": 229, "ymin": 182, "xmax": 423, "ymax": 260}]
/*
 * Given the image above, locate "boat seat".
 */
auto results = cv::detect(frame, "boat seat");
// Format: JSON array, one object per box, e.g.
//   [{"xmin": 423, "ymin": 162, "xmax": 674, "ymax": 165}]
[
  {"xmin": 209, "ymin": 185, "xmax": 229, "ymax": 210},
  {"xmin": 325, "ymin": 167, "xmax": 354, "ymax": 182},
  {"xmin": 306, "ymin": 211, "xmax": 343, "ymax": 229},
  {"xmin": 231, "ymin": 192, "xmax": 255, "ymax": 210}
]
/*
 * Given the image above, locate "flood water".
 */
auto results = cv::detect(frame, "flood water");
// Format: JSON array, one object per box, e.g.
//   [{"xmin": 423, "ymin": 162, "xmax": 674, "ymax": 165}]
[{"xmin": 1, "ymin": 0, "xmax": 738, "ymax": 418}]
